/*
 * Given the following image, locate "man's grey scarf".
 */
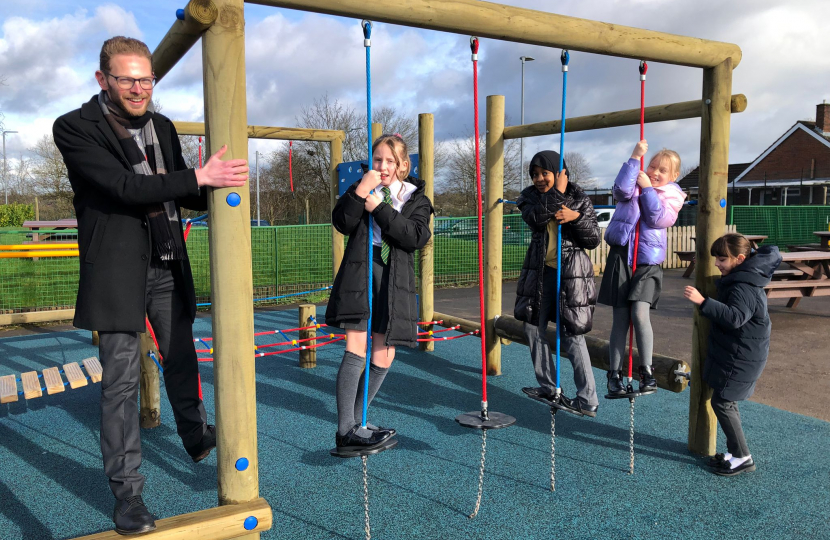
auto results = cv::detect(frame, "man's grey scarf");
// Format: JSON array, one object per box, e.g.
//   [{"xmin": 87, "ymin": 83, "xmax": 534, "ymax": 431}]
[{"xmin": 98, "ymin": 91, "xmax": 184, "ymax": 261}]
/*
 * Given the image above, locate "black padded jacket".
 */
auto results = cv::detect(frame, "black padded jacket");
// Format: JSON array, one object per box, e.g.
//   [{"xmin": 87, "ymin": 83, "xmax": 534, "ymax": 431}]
[
  {"xmin": 325, "ymin": 177, "xmax": 433, "ymax": 347},
  {"xmin": 514, "ymin": 182, "xmax": 601, "ymax": 335}
]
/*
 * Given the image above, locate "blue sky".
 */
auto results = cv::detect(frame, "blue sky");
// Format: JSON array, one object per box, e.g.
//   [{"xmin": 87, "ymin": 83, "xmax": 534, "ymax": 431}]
[{"xmin": 1, "ymin": 0, "xmax": 828, "ymax": 188}]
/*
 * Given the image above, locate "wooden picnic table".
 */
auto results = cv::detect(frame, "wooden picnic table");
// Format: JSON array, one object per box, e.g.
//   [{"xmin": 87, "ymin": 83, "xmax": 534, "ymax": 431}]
[
  {"xmin": 786, "ymin": 231, "xmax": 830, "ymax": 253},
  {"xmin": 679, "ymin": 234, "xmax": 768, "ymax": 278},
  {"xmin": 21, "ymin": 220, "xmax": 78, "ymax": 243},
  {"xmin": 766, "ymin": 250, "xmax": 830, "ymax": 308}
]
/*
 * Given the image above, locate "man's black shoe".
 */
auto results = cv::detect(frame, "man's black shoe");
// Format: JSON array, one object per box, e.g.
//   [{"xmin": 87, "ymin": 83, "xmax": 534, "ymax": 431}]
[
  {"xmin": 113, "ymin": 495, "xmax": 155, "ymax": 535},
  {"xmin": 560, "ymin": 396, "xmax": 598, "ymax": 418},
  {"xmin": 336, "ymin": 425, "xmax": 393, "ymax": 450},
  {"xmin": 186, "ymin": 424, "xmax": 216, "ymax": 463},
  {"xmin": 606, "ymin": 370, "xmax": 627, "ymax": 397},
  {"xmin": 714, "ymin": 457, "xmax": 756, "ymax": 477},
  {"xmin": 707, "ymin": 453, "xmax": 729, "ymax": 468},
  {"xmin": 371, "ymin": 425, "xmax": 397, "ymax": 438},
  {"xmin": 638, "ymin": 365, "xmax": 657, "ymax": 393}
]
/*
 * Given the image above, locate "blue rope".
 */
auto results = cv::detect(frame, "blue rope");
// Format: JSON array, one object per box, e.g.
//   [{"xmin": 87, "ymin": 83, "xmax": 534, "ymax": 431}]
[
  {"xmin": 497, "ymin": 198, "xmax": 517, "ymax": 205},
  {"xmin": 556, "ymin": 50, "xmax": 570, "ymax": 391},
  {"xmin": 361, "ymin": 19, "xmax": 373, "ymax": 430}
]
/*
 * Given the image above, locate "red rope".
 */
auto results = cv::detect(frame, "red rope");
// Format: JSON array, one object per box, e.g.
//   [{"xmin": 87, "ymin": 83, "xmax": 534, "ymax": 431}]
[
  {"xmin": 197, "ymin": 336, "xmax": 346, "ymax": 361},
  {"xmin": 198, "ymin": 136, "xmax": 203, "ymax": 168},
  {"xmin": 628, "ymin": 61, "xmax": 647, "ymax": 379},
  {"xmin": 288, "ymin": 141, "xmax": 295, "ymax": 194},
  {"xmin": 470, "ymin": 36, "xmax": 487, "ymax": 403}
]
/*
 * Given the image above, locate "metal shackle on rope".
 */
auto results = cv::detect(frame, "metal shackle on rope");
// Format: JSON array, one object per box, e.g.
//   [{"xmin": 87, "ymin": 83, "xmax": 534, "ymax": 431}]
[
  {"xmin": 639, "ymin": 60, "xmax": 648, "ymax": 81},
  {"xmin": 470, "ymin": 36, "xmax": 479, "ymax": 61},
  {"xmin": 362, "ymin": 19, "xmax": 372, "ymax": 47},
  {"xmin": 561, "ymin": 49, "xmax": 570, "ymax": 72}
]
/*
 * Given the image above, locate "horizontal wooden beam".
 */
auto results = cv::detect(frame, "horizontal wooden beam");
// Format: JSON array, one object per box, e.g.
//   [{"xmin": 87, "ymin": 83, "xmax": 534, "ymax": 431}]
[
  {"xmin": 74, "ymin": 498, "xmax": 272, "ymax": 540},
  {"xmin": 0, "ymin": 309, "xmax": 75, "ymax": 326},
  {"xmin": 152, "ymin": 0, "xmax": 218, "ymax": 83},
  {"xmin": 244, "ymin": 0, "xmax": 741, "ymax": 69},
  {"xmin": 493, "ymin": 314, "xmax": 689, "ymax": 393},
  {"xmin": 174, "ymin": 121, "xmax": 344, "ymax": 142},
  {"xmin": 432, "ymin": 311, "xmax": 481, "ymax": 335},
  {"xmin": 504, "ymin": 94, "xmax": 747, "ymax": 140}
]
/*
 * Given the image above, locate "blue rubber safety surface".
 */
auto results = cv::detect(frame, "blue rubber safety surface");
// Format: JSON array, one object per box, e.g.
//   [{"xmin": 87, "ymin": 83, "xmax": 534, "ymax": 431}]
[{"xmin": 0, "ymin": 308, "xmax": 828, "ymax": 540}]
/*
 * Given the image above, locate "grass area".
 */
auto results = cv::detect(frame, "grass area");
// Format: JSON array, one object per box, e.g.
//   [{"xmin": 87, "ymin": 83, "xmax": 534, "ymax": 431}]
[{"xmin": 1, "ymin": 220, "xmax": 531, "ymax": 313}]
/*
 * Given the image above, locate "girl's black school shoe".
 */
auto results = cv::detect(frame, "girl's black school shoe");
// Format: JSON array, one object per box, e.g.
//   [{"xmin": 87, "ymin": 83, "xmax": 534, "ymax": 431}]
[
  {"xmin": 371, "ymin": 426, "xmax": 397, "ymax": 438},
  {"xmin": 638, "ymin": 365, "xmax": 657, "ymax": 393},
  {"xmin": 714, "ymin": 457, "xmax": 756, "ymax": 477},
  {"xmin": 606, "ymin": 370, "xmax": 627, "ymax": 397},
  {"xmin": 336, "ymin": 425, "xmax": 393, "ymax": 450},
  {"xmin": 707, "ymin": 453, "xmax": 729, "ymax": 468}
]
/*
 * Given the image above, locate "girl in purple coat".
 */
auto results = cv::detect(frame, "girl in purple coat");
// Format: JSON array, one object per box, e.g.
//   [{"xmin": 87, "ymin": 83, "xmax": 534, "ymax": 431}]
[{"xmin": 598, "ymin": 140, "xmax": 687, "ymax": 396}]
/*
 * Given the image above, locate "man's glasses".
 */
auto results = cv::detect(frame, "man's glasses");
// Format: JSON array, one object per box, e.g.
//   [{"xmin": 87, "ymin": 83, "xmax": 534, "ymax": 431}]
[{"xmin": 105, "ymin": 72, "xmax": 156, "ymax": 90}]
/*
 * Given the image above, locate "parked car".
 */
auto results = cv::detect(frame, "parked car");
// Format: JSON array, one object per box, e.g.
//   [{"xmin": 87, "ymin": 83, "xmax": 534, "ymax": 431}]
[
  {"xmin": 596, "ymin": 208, "xmax": 615, "ymax": 228},
  {"xmin": 251, "ymin": 220, "xmax": 271, "ymax": 226}
]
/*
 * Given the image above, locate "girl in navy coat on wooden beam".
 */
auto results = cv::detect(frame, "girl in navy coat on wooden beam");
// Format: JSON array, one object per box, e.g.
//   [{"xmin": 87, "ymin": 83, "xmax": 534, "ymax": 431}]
[{"xmin": 684, "ymin": 233, "xmax": 782, "ymax": 476}]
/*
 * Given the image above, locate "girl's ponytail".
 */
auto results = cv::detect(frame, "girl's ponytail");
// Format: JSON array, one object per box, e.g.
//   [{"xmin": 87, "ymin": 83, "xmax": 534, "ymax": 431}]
[{"xmin": 710, "ymin": 233, "xmax": 752, "ymax": 259}]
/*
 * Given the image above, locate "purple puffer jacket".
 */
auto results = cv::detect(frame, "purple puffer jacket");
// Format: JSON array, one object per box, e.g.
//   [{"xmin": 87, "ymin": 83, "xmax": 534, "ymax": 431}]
[{"xmin": 604, "ymin": 158, "xmax": 687, "ymax": 266}]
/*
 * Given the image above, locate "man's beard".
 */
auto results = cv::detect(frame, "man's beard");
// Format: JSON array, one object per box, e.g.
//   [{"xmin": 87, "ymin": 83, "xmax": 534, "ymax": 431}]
[{"xmin": 108, "ymin": 87, "xmax": 150, "ymax": 117}]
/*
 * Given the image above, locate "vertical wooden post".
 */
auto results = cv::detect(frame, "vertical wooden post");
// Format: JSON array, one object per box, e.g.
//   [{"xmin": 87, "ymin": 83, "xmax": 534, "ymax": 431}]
[
  {"xmin": 202, "ymin": 0, "xmax": 259, "ymax": 522},
  {"xmin": 34, "ymin": 196, "xmax": 39, "ymax": 221},
  {"xmin": 485, "ymin": 96, "xmax": 505, "ymax": 375},
  {"xmin": 330, "ymin": 137, "xmax": 344, "ymax": 280},
  {"xmin": 139, "ymin": 331, "xmax": 161, "ymax": 429},
  {"xmin": 371, "ymin": 122, "xmax": 382, "ymax": 144},
  {"xmin": 689, "ymin": 58, "xmax": 733, "ymax": 456},
  {"xmin": 298, "ymin": 304, "xmax": 316, "ymax": 368},
  {"xmin": 91, "ymin": 330, "xmax": 99, "ymax": 346},
  {"xmin": 418, "ymin": 113, "xmax": 435, "ymax": 352}
]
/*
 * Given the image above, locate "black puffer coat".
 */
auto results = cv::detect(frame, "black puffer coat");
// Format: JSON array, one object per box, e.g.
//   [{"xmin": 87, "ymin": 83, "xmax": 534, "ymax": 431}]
[
  {"xmin": 514, "ymin": 181, "xmax": 601, "ymax": 335},
  {"xmin": 701, "ymin": 245, "xmax": 781, "ymax": 402},
  {"xmin": 326, "ymin": 177, "xmax": 433, "ymax": 347}
]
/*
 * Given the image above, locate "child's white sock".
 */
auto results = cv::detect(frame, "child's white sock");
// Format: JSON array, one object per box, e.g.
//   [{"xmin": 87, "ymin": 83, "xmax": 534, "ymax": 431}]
[
  {"xmin": 728, "ymin": 454, "xmax": 751, "ymax": 469},
  {"xmin": 722, "ymin": 452, "xmax": 733, "ymax": 462}
]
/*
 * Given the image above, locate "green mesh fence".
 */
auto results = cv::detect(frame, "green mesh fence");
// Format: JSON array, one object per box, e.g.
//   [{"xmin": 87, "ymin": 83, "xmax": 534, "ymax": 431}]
[
  {"xmin": 0, "ymin": 229, "xmax": 80, "ymax": 314},
  {"xmin": 729, "ymin": 206, "xmax": 830, "ymax": 251},
  {"xmin": 0, "ymin": 216, "xmax": 533, "ymax": 314}
]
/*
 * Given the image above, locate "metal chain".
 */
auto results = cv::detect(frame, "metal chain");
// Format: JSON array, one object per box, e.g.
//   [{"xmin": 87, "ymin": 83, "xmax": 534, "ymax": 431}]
[
  {"xmin": 629, "ymin": 398, "xmax": 636, "ymax": 475},
  {"xmin": 468, "ymin": 429, "xmax": 488, "ymax": 519},
  {"xmin": 362, "ymin": 456, "xmax": 371, "ymax": 540},
  {"xmin": 551, "ymin": 389, "xmax": 562, "ymax": 492}
]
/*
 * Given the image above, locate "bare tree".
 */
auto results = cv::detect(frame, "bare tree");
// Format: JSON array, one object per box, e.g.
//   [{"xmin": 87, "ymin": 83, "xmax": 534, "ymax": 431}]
[
  {"xmin": 679, "ymin": 163, "xmax": 698, "ymax": 181},
  {"xmin": 563, "ymin": 151, "xmax": 598, "ymax": 189},
  {"xmin": 30, "ymin": 134, "xmax": 73, "ymax": 218},
  {"xmin": 178, "ymin": 135, "xmax": 203, "ymax": 169}
]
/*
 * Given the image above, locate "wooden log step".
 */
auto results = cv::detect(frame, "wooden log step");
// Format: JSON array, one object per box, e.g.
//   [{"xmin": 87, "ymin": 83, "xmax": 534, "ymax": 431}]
[
  {"xmin": 83, "ymin": 357, "xmax": 103, "ymax": 383},
  {"xmin": 0, "ymin": 374, "xmax": 18, "ymax": 404},
  {"xmin": 74, "ymin": 497, "xmax": 273, "ymax": 539},
  {"xmin": 21, "ymin": 371, "xmax": 42, "ymax": 400},
  {"xmin": 42, "ymin": 367, "xmax": 65, "ymax": 395},
  {"xmin": 63, "ymin": 362, "xmax": 89, "ymax": 389}
]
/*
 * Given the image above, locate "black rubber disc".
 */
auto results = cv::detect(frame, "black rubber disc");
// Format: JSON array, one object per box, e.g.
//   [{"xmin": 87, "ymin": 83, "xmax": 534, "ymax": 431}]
[
  {"xmin": 455, "ymin": 411, "xmax": 516, "ymax": 429},
  {"xmin": 329, "ymin": 436, "xmax": 398, "ymax": 459}
]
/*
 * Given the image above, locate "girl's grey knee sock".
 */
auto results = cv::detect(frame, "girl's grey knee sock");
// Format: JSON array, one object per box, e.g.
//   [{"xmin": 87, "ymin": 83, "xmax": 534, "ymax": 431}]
[
  {"xmin": 354, "ymin": 363, "xmax": 389, "ymax": 428},
  {"xmin": 336, "ymin": 351, "xmax": 366, "ymax": 436}
]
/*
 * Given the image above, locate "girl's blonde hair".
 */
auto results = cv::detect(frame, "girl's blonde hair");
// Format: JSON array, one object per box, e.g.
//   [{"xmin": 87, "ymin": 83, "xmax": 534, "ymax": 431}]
[
  {"xmin": 649, "ymin": 149, "xmax": 681, "ymax": 181},
  {"xmin": 372, "ymin": 134, "xmax": 410, "ymax": 181}
]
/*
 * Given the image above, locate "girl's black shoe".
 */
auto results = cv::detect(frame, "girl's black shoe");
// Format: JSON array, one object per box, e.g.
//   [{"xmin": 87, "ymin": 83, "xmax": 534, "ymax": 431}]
[
  {"xmin": 707, "ymin": 453, "xmax": 729, "ymax": 468},
  {"xmin": 606, "ymin": 370, "xmax": 627, "ymax": 397},
  {"xmin": 335, "ymin": 425, "xmax": 393, "ymax": 450},
  {"xmin": 714, "ymin": 457, "xmax": 756, "ymax": 476},
  {"xmin": 638, "ymin": 365, "xmax": 657, "ymax": 393}
]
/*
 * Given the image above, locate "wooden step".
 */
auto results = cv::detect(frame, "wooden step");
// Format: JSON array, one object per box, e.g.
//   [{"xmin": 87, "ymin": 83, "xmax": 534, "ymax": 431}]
[
  {"xmin": 42, "ymin": 367, "xmax": 65, "ymax": 395},
  {"xmin": 0, "ymin": 374, "xmax": 18, "ymax": 404},
  {"xmin": 21, "ymin": 371, "xmax": 42, "ymax": 400},
  {"xmin": 63, "ymin": 362, "xmax": 88, "ymax": 389},
  {"xmin": 83, "ymin": 357, "xmax": 103, "ymax": 383}
]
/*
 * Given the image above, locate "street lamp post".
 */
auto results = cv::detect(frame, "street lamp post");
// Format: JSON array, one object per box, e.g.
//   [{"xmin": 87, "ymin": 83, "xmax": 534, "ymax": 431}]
[
  {"xmin": 2, "ymin": 130, "xmax": 19, "ymax": 205},
  {"xmin": 519, "ymin": 56, "xmax": 534, "ymax": 189}
]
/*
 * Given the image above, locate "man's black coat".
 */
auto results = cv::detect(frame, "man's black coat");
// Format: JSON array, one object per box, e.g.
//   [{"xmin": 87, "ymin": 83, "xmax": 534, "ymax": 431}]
[{"xmin": 53, "ymin": 95, "xmax": 207, "ymax": 332}]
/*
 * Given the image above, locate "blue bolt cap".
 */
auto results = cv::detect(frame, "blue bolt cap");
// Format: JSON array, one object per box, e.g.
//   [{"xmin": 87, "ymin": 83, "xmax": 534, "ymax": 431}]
[
  {"xmin": 720, "ymin": 198, "xmax": 727, "ymax": 208},
  {"xmin": 176, "ymin": 9, "xmax": 185, "ymax": 21},
  {"xmin": 244, "ymin": 516, "xmax": 258, "ymax": 531},
  {"xmin": 227, "ymin": 192, "xmax": 241, "ymax": 207},
  {"xmin": 235, "ymin": 457, "xmax": 249, "ymax": 471}
]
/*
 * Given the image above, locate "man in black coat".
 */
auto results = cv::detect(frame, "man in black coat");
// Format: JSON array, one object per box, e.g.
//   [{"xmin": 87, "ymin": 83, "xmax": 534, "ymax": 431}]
[
  {"xmin": 53, "ymin": 36, "xmax": 248, "ymax": 535},
  {"xmin": 515, "ymin": 151, "xmax": 601, "ymax": 416}
]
